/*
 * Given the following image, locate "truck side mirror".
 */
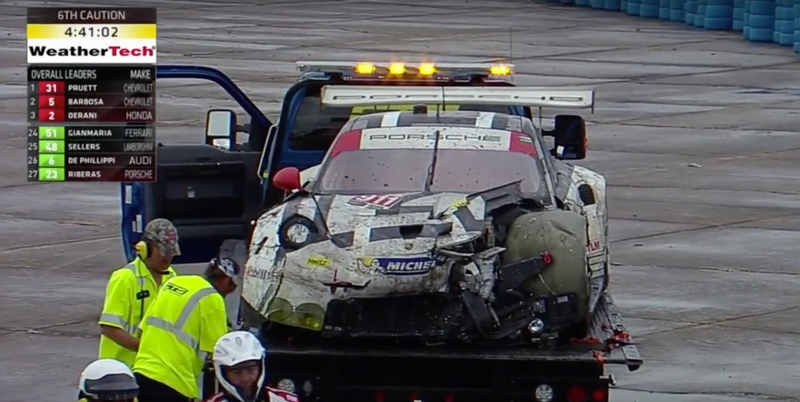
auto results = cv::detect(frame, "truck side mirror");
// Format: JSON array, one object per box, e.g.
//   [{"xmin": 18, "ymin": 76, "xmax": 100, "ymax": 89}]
[
  {"xmin": 544, "ymin": 115, "xmax": 587, "ymax": 160},
  {"xmin": 205, "ymin": 109, "xmax": 237, "ymax": 149}
]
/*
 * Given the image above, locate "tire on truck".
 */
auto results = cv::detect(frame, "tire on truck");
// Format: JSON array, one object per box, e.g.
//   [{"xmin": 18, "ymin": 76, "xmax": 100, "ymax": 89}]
[{"xmin": 502, "ymin": 210, "xmax": 591, "ymax": 337}]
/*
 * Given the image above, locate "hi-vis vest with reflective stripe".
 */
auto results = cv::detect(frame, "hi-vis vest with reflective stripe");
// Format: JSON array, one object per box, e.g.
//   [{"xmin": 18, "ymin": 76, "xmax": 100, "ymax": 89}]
[
  {"xmin": 100, "ymin": 260, "xmax": 176, "ymax": 335},
  {"xmin": 146, "ymin": 284, "xmax": 218, "ymax": 352},
  {"xmin": 133, "ymin": 275, "xmax": 228, "ymax": 399},
  {"xmin": 98, "ymin": 258, "xmax": 175, "ymax": 367}
]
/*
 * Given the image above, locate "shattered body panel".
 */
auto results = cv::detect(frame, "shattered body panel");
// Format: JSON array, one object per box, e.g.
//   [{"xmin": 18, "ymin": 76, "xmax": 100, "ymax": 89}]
[{"xmin": 245, "ymin": 190, "xmax": 488, "ymax": 306}]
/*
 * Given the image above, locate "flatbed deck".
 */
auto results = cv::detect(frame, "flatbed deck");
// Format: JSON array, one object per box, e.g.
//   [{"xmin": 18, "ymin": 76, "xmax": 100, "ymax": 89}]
[{"xmin": 270, "ymin": 292, "xmax": 643, "ymax": 371}]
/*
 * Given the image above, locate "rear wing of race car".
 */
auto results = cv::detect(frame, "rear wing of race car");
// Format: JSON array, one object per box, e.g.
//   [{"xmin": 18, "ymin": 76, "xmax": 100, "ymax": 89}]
[{"xmin": 320, "ymin": 85, "xmax": 595, "ymax": 113}]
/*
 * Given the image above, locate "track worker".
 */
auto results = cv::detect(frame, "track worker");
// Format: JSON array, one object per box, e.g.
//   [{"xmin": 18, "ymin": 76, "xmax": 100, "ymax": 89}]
[
  {"xmin": 98, "ymin": 218, "xmax": 180, "ymax": 367},
  {"xmin": 78, "ymin": 358, "xmax": 139, "ymax": 402},
  {"xmin": 204, "ymin": 331, "xmax": 298, "ymax": 402},
  {"xmin": 133, "ymin": 257, "xmax": 241, "ymax": 402}
]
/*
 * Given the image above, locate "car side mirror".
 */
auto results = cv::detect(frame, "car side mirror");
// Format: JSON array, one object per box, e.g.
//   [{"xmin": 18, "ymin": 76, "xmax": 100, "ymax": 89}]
[
  {"xmin": 205, "ymin": 109, "xmax": 237, "ymax": 149},
  {"xmin": 544, "ymin": 115, "xmax": 587, "ymax": 160},
  {"xmin": 273, "ymin": 167, "xmax": 302, "ymax": 192}
]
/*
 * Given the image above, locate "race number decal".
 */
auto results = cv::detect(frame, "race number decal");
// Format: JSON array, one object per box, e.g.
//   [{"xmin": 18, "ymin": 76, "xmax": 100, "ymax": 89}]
[{"xmin": 347, "ymin": 194, "xmax": 402, "ymax": 209}]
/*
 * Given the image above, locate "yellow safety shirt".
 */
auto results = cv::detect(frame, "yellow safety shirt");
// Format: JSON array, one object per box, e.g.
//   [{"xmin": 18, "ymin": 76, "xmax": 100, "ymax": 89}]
[
  {"xmin": 133, "ymin": 275, "xmax": 229, "ymax": 399},
  {"xmin": 98, "ymin": 257, "xmax": 176, "ymax": 367}
]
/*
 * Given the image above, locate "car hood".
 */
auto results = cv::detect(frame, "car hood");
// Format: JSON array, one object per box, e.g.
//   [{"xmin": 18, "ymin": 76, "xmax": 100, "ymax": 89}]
[{"xmin": 311, "ymin": 192, "xmax": 485, "ymax": 253}]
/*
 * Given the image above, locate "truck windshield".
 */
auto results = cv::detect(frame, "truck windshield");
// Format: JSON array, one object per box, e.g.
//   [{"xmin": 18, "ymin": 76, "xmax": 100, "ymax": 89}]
[
  {"xmin": 289, "ymin": 95, "xmax": 514, "ymax": 152},
  {"xmin": 315, "ymin": 148, "xmax": 544, "ymax": 195}
]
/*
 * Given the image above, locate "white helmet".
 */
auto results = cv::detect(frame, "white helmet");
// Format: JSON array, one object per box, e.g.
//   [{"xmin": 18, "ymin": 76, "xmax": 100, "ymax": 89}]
[
  {"xmin": 213, "ymin": 331, "xmax": 267, "ymax": 402},
  {"xmin": 78, "ymin": 359, "xmax": 138, "ymax": 401}
]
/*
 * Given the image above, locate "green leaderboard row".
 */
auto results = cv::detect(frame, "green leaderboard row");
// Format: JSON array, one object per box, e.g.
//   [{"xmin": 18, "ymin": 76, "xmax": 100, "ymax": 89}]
[{"xmin": 27, "ymin": 125, "xmax": 156, "ymax": 182}]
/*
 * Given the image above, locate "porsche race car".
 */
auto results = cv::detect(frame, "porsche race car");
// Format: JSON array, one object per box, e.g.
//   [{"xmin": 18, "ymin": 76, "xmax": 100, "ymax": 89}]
[{"xmin": 241, "ymin": 85, "xmax": 610, "ymax": 346}]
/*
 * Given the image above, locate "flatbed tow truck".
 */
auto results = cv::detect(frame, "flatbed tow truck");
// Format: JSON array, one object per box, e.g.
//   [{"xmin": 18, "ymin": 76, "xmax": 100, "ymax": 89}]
[{"xmin": 120, "ymin": 61, "xmax": 642, "ymax": 402}]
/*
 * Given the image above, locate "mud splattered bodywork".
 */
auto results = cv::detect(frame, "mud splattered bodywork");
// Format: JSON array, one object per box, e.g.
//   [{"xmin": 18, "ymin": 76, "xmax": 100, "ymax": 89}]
[
  {"xmin": 244, "ymin": 181, "xmax": 601, "ymax": 345},
  {"xmin": 240, "ymin": 108, "xmax": 611, "ymax": 346}
]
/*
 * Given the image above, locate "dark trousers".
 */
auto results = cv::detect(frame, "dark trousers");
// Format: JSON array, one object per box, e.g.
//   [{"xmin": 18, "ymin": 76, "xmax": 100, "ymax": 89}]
[{"xmin": 134, "ymin": 373, "xmax": 194, "ymax": 402}]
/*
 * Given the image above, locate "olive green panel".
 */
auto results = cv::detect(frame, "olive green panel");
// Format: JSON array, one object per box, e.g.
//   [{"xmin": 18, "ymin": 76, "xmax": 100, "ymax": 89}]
[{"xmin": 503, "ymin": 210, "xmax": 590, "ymax": 318}]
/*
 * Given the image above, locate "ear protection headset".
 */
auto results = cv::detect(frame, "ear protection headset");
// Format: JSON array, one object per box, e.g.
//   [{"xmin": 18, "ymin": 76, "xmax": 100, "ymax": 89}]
[{"xmin": 134, "ymin": 236, "xmax": 153, "ymax": 259}]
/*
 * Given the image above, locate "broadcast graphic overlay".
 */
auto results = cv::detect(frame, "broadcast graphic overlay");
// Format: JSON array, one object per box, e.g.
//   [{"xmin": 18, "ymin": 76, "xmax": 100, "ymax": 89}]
[{"xmin": 26, "ymin": 7, "xmax": 157, "ymax": 182}]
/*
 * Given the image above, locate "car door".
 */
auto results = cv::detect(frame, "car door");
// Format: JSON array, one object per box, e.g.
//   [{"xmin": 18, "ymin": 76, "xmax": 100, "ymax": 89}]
[
  {"xmin": 563, "ymin": 165, "xmax": 609, "ymax": 293},
  {"xmin": 120, "ymin": 66, "xmax": 272, "ymax": 264}
]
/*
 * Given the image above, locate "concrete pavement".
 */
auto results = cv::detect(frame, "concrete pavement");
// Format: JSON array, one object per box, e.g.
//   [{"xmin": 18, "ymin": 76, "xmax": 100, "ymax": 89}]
[{"xmin": 1, "ymin": 0, "xmax": 798, "ymax": 400}]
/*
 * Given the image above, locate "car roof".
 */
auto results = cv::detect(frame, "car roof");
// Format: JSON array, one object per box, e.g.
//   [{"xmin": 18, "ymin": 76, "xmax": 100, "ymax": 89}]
[
  {"xmin": 328, "ymin": 124, "xmax": 539, "ymax": 158},
  {"xmin": 340, "ymin": 110, "xmax": 538, "ymax": 135}
]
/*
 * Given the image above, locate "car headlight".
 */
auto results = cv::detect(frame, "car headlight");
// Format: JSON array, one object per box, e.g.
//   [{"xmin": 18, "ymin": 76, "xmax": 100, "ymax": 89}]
[
  {"xmin": 266, "ymin": 297, "xmax": 293, "ymax": 322},
  {"xmin": 278, "ymin": 215, "xmax": 319, "ymax": 250},
  {"xmin": 288, "ymin": 303, "xmax": 325, "ymax": 331},
  {"xmin": 265, "ymin": 298, "xmax": 325, "ymax": 331}
]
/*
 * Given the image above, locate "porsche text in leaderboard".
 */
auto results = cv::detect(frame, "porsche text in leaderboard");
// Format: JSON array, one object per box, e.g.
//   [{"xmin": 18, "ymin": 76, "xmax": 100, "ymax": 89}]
[{"xmin": 26, "ymin": 7, "xmax": 157, "ymax": 182}]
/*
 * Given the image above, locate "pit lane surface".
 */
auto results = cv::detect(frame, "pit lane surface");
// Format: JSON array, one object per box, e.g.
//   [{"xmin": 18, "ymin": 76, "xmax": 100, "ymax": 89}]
[{"xmin": 1, "ymin": 0, "xmax": 799, "ymax": 400}]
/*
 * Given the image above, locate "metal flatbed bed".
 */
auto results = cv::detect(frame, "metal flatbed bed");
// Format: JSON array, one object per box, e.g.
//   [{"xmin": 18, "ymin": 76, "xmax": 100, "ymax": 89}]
[{"xmin": 270, "ymin": 292, "xmax": 643, "ymax": 372}]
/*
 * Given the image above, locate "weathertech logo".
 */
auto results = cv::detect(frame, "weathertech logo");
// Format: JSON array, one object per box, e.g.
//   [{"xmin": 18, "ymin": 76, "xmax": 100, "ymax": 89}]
[
  {"xmin": 26, "ymin": 40, "xmax": 157, "ymax": 64},
  {"xmin": 29, "ymin": 45, "xmax": 154, "ymax": 57}
]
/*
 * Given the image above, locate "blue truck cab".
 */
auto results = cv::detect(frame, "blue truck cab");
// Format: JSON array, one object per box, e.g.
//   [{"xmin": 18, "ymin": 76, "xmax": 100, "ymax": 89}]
[{"xmin": 120, "ymin": 61, "xmax": 539, "ymax": 264}]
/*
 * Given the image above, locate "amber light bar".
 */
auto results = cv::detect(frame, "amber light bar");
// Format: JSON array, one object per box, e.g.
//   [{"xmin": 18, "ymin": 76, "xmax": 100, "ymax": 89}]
[{"xmin": 296, "ymin": 61, "xmax": 514, "ymax": 78}]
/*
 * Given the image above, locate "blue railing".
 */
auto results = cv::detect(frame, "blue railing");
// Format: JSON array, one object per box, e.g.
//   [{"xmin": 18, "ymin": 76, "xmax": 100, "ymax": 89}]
[{"xmin": 538, "ymin": 0, "xmax": 800, "ymax": 54}]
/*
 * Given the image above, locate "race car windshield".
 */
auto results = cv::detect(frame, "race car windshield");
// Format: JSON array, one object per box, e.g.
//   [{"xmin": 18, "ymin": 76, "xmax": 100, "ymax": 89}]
[
  {"xmin": 288, "ymin": 91, "xmax": 516, "ymax": 152},
  {"xmin": 316, "ymin": 149, "xmax": 545, "ymax": 195}
]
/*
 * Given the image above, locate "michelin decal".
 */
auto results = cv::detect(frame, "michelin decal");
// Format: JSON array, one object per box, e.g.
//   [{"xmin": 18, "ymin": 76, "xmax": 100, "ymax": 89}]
[{"xmin": 356, "ymin": 256, "xmax": 441, "ymax": 275}]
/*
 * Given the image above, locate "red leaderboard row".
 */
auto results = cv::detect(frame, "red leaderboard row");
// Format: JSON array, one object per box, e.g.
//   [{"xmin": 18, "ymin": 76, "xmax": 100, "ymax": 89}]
[
  {"xmin": 37, "ymin": 95, "xmax": 153, "ymax": 108},
  {"xmin": 34, "ymin": 80, "xmax": 153, "ymax": 94},
  {"xmin": 35, "ymin": 107, "xmax": 154, "ymax": 123}
]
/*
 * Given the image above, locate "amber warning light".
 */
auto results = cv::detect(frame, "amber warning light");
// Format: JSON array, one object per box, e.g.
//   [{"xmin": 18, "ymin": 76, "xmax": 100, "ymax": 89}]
[{"xmin": 298, "ymin": 61, "xmax": 514, "ymax": 80}]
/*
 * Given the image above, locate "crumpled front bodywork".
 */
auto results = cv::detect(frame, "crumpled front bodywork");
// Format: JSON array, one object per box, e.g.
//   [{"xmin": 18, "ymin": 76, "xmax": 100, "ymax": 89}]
[
  {"xmin": 242, "ymin": 191, "xmax": 488, "ymax": 331},
  {"xmin": 243, "ymin": 181, "xmax": 593, "ymax": 342}
]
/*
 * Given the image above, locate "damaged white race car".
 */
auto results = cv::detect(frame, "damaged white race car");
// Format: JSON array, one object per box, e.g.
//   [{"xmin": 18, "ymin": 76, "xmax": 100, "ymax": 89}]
[{"xmin": 241, "ymin": 86, "xmax": 608, "ymax": 346}]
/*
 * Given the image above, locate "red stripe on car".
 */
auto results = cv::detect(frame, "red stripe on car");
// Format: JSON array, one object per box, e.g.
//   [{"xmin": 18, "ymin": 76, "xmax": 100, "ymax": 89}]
[
  {"xmin": 329, "ymin": 129, "xmax": 363, "ymax": 158},
  {"xmin": 509, "ymin": 131, "xmax": 536, "ymax": 156}
]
